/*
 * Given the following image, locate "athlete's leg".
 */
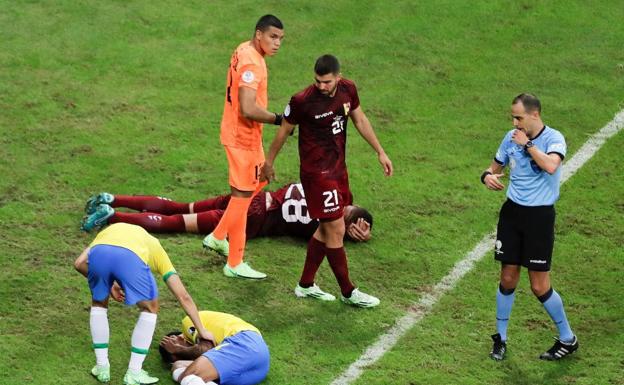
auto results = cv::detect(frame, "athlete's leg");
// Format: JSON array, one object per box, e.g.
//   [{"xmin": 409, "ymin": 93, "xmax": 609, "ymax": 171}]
[
  {"xmin": 112, "ymin": 195, "xmax": 191, "ymax": 214},
  {"xmin": 109, "ymin": 212, "xmax": 186, "ymax": 232},
  {"xmin": 179, "ymin": 356, "xmax": 219, "ymax": 384},
  {"xmin": 317, "ymin": 218, "xmax": 357, "ymax": 297},
  {"xmin": 496, "ymin": 264, "xmax": 520, "ymax": 342},
  {"xmin": 298, "ymin": 235, "xmax": 327, "ymax": 287},
  {"xmin": 529, "ymin": 270, "xmax": 575, "ymax": 342},
  {"xmin": 130, "ymin": 300, "xmax": 159, "ymax": 369},
  {"xmin": 90, "ymin": 299, "xmax": 110, "ymax": 377}
]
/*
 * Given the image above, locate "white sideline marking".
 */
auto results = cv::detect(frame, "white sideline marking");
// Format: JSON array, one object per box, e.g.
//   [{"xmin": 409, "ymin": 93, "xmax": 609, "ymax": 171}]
[{"xmin": 330, "ymin": 109, "xmax": 624, "ymax": 385}]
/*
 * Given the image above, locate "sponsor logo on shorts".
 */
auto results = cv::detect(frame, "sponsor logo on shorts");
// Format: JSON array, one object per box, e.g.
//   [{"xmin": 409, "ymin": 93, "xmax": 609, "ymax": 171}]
[{"xmin": 529, "ymin": 259, "xmax": 547, "ymax": 264}]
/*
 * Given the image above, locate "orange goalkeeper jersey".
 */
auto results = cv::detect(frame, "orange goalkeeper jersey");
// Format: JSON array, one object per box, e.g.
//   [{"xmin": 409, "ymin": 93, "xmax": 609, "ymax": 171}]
[{"xmin": 220, "ymin": 41, "xmax": 268, "ymax": 150}]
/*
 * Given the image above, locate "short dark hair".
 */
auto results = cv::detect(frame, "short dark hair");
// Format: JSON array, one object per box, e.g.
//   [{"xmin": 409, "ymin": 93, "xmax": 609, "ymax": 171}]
[
  {"xmin": 512, "ymin": 93, "xmax": 541, "ymax": 113},
  {"xmin": 158, "ymin": 331, "xmax": 182, "ymax": 363},
  {"xmin": 314, "ymin": 54, "xmax": 340, "ymax": 76},
  {"xmin": 349, "ymin": 206, "xmax": 373, "ymax": 229},
  {"xmin": 255, "ymin": 14, "xmax": 283, "ymax": 32}
]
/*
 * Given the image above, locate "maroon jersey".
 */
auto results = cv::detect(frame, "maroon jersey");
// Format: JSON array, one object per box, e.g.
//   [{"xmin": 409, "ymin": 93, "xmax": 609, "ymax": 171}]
[
  {"xmin": 259, "ymin": 183, "xmax": 319, "ymax": 239},
  {"xmin": 284, "ymin": 79, "xmax": 360, "ymax": 178}
]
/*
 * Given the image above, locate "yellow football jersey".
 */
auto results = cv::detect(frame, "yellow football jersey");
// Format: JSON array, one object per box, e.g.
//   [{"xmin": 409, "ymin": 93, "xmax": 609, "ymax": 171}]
[
  {"xmin": 182, "ymin": 311, "xmax": 260, "ymax": 345},
  {"xmin": 90, "ymin": 223, "xmax": 176, "ymax": 280}
]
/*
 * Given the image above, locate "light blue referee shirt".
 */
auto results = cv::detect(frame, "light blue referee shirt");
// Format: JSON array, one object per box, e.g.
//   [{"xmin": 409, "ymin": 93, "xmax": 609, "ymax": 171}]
[{"xmin": 495, "ymin": 126, "xmax": 567, "ymax": 206}]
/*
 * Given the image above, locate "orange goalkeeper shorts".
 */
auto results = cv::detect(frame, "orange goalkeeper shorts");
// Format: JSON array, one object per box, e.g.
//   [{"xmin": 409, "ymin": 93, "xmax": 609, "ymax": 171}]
[{"xmin": 224, "ymin": 145, "xmax": 265, "ymax": 191}]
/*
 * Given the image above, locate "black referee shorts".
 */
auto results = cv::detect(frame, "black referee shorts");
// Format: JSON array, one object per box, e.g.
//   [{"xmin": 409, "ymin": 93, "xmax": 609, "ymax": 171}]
[{"xmin": 494, "ymin": 199, "xmax": 555, "ymax": 271}]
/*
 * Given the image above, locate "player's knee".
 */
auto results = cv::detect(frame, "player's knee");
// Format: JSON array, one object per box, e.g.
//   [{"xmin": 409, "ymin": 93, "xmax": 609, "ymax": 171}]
[
  {"xmin": 138, "ymin": 300, "xmax": 160, "ymax": 313},
  {"xmin": 499, "ymin": 274, "xmax": 518, "ymax": 290},
  {"xmin": 530, "ymin": 282, "xmax": 550, "ymax": 298}
]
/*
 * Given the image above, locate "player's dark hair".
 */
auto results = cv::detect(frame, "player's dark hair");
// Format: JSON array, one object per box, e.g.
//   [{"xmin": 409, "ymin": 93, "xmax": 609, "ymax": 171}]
[
  {"xmin": 255, "ymin": 14, "xmax": 283, "ymax": 32},
  {"xmin": 512, "ymin": 93, "xmax": 541, "ymax": 113},
  {"xmin": 158, "ymin": 331, "xmax": 182, "ymax": 363},
  {"xmin": 350, "ymin": 207, "xmax": 373, "ymax": 229},
  {"xmin": 314, "ymin": 54, "xmax": 341, "ymax": 76}
]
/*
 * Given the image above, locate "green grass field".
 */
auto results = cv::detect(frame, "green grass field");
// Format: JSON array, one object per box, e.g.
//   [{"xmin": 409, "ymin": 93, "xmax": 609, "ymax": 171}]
[{"xmin": 1, "ymin": 1, "xmax": 623, "ymax": 384}]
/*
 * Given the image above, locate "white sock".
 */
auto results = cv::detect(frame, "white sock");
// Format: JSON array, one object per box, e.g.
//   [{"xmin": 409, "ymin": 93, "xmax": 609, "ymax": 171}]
[
  {"xmin": 180, "ymin": 374, "xmax": 207, "ymax": 385},
  {"xmin": 128, "ymin": 311, "xmax": 157, "ymax": 372},
  {"xmin": 90, "ymin": 307, "xmax": 110, "ymax": 367},
  {"xmin": 172, "ymin": 367, "xmax": 185, "ymax": 382}
]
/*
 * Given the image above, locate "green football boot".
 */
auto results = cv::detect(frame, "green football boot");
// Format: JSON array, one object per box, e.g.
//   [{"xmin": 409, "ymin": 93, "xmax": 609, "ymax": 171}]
[
  {"xmin": 202, "ymin": 233, "xmax": 229, "ymax": 256},
  {"xmin": 81, "ymin": 204, "xmax": 114, "ymax": 232},
  {"xmin": 123, "ymin": 369, "xmax": 159, "ymax": 385},
  {"xmin": 85, "ymin": 193, "xmax": 114, "ymax": 215},
  {"xmin": 223, "ymin": 262, "xmax": 267, "ymax": 279},
  {"xmin": 90, "ymin": 365, "xmax": 110, "ymax": 383}
]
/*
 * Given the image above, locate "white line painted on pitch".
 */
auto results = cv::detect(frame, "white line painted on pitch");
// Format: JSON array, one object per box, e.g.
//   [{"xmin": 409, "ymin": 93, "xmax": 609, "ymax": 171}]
[{"xmin": 330, "ymin": 109, "xmax": 624, "ymax": 385}]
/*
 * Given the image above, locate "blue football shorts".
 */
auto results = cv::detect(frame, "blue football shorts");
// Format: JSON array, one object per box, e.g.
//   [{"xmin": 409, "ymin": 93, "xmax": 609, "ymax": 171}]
[
  {"xmin": 202, "ymin": 330, "xmax": 270, "ymax": 385},
  {"xmin": 88, "ymin": 244, "xmax": 158, "ymax": 305}
]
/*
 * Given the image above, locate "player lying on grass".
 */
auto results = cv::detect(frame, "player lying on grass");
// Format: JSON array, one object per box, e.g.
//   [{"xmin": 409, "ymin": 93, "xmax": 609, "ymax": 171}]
[
  {"xmin": 158, "ymin": 311, "xmax": 269, "ymax": 385},
  {"xmin": 74, "ymin": 222, "xmax": 214, "ymax": 385},
  {"xmin": 81, "ymin": 182, "xmax": 373, "ymax": 244}
]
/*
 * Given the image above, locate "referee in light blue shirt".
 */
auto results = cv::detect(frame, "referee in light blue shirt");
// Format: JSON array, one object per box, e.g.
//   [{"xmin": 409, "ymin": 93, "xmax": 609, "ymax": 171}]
[{"xmin": 481, "ymin": 93, "xmax": 578, "ymax": 362}]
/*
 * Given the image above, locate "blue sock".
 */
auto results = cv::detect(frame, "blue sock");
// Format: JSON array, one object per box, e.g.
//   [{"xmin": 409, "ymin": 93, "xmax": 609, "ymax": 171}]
[
  {"xmin": 539, "ymin": 288, "xmax": 574, "ymax": 342},
  {"xmin": 496, "ymin": 284, "xmax": 515, "ymax": 341}
]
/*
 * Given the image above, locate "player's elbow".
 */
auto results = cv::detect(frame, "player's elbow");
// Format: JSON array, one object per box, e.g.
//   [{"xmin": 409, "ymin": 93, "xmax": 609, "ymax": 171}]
[
  {"xmin": 73, "ymin": 258, "xmax": 82, "ymax": 272},
  {"xmin": 240, "ymin": 105, "xmax": 255, "ymax": 120},
  {"xmin": 544, "ymin": 164, "xmax": 559, "ymax": 175}
]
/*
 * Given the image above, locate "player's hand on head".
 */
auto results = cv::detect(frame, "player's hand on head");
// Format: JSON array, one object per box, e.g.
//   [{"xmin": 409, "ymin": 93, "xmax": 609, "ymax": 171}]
[
  {"xmin": 198, "ymin": 329, "xmax": 216, "ymax": 346},
  {"xmin": 378, "ymin": 152, "xmax": 393, "ymax": 176},
  {"xmin": 348, "ymin": 219, "xmax": 371, "ymax": 242},
  {"xmin": 110, "ymin": 281, "xmax": 125, "ymax": 302},
  {"xmin": 160, "ymin": 335, "xmax": 184, "ymax": 354}
]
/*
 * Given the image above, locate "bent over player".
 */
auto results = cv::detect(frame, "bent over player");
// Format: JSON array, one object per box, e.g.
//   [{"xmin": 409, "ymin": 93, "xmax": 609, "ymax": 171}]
[
  {"xmin": 481, "ymin": 93, "xmax": 578, "ymax": 361},
  {"xmin": 73, "ymin": 223, "xmax": 214, "ymax": 385},
  {"xmin": 262, "ymin": 54, "xmax": 393, "ymax": 307}
]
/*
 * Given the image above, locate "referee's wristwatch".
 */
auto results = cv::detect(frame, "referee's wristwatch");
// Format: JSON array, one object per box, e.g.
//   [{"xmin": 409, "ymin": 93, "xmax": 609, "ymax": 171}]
[{"xmin": 524, "ymin": 140, "xmax": 534, "ymax": 151}]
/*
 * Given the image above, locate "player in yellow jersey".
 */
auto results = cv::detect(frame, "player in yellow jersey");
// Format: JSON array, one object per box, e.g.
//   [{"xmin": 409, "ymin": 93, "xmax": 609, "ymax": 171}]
[
  {"xmin": 73, "ymin": 223, "xmax": 215, "ymax": 385},
  {"xmin": 202, "ymin": 14, "xmax": 285, "ymax": 280},
  {"xmin": 159, "ymin": 311, "xmax": 269, "ymax": 385}
]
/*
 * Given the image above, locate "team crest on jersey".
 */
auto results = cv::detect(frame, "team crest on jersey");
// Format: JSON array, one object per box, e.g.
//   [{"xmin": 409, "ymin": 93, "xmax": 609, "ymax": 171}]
[
  {"xmin": 343, "ymin": 102, "xmax": 350, "ymax": 115},
  {"xmin": 284, "ymin": 104, "xmax": 291, "ymax": 117},
  {"xmin": 242, "ymin": 70, "xmax": 255, "ymax": 83}
]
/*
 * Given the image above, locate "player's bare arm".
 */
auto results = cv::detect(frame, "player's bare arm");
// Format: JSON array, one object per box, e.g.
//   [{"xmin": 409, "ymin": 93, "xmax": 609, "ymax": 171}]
[
  {"xmin": 261, "ymin": 119, "xmax": 296, "ymax": 182},
  {"xmin": 349, "ymin": 106, "xmax": 393, "ymax": 176},
  {"xmin": 73, "ymin": 247, "xmax": 90, "ymax": 277},
  {"xmin": 166, "ymin": 275, "xmax": 216, "ymax": 345},
  {"xmin": 511, "ymin": 129, "xmax": 562, "ymax": 174},
  {"xmin": 239, "ymin": 86, "xmax": 282, "ymax": 124},
  {"xmin": 483, "ymin": 160, "xmax": 505, "ymax": 191}
]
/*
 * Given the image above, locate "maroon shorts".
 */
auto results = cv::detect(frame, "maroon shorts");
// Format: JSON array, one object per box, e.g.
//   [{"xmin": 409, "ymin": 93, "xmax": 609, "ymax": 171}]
[{"xmin": 301, "ymin": 173, "xmax": 352, "ymax": 220}]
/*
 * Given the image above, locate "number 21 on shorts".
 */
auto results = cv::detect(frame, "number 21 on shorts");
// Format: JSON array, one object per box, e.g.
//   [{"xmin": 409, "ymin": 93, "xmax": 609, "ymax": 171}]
[{"xmin": 323, "ymin": 189, "xmax": 339, "ymax": 208}]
